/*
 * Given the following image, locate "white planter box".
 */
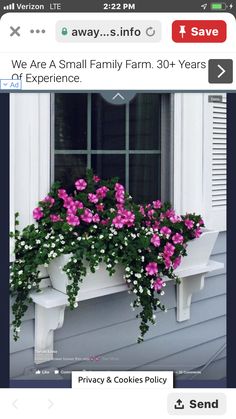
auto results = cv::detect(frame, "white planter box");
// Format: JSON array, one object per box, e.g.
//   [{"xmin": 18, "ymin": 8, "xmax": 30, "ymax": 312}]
[
  {"xmin": 175, "ymin": 229, "xmax": 219, "ymax": 272},
  {"xmin": 47, "ymin": 229, "xmax": 219, "ymax": 297},
  {"xmin": 47, "ymin": 254, "xmax": 125, "ymax": 296}
]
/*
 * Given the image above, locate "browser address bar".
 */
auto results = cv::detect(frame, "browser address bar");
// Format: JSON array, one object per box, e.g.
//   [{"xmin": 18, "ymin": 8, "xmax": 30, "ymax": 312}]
[{"xmin": 56, "ymin": 21, "xmax": 161, "ymax": 42}]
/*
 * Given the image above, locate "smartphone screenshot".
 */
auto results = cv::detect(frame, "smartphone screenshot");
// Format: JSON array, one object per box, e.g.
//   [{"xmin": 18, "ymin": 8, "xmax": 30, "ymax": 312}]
[{"xmin": 0, "ymin": 0, "xmax": 235, "ymax": 417}]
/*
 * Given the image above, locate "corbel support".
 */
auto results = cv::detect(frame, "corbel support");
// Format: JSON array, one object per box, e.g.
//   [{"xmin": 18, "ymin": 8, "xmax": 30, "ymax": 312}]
[
  {"xmin": 176, "ymin": 273, "xmax": 205, "ymax": 322},
  {"xmin": 34, "ymin": 303, "xmax": 66, "ymax": 364}
]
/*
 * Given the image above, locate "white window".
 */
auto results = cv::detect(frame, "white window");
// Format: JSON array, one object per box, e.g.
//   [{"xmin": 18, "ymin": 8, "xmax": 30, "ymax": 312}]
[{"xmin": 51, "ymin": 93, "xmax": 172, "ymax": 203}]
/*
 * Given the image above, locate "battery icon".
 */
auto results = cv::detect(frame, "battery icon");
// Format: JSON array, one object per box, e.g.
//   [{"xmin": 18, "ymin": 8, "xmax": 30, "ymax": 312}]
[{"xmin": 210, "ymin": 2, "xmax": 227, "ymax": 10}]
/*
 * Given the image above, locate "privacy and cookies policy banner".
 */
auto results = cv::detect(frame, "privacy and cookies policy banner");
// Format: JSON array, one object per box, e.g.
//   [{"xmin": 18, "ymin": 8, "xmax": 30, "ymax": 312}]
[{"xmin": 72, "ymin": 371, "xmax": 173, "ymax": 389}]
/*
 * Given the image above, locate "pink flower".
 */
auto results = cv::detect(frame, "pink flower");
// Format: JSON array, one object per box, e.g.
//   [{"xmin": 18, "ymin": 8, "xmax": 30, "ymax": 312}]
[
  {"xmin": 88, "ymin": 193, "xmax": 98, "ymax": 204},
  {"xmin": 170, "ymin": 215, "xmax": 182, "ymax": 223},
  {"xmin": 66, "ymin": 214, "xmax": 80, "ymax": 226},
  {"xmin": 173, "ymin": 256, "xmax": 181, "ymax": 269},
  {"xmin": 58, "ymin": 189, "xmax": 68, "ymax": 200},
  {"xmin": 33, "ymin": 207, "xmax": 43, "ymax": 220},
  {"xmin": 122, "ymin": 210, "xmax": 135, "ymax": 227},
  {"xmin": 172, "ymin": 233, "xmax": 184, "ymax": 245},
  {"xmin": 153, "ymin": 278, "xmax": 164, "ymax": 292},
  {"xmin": 75, "ymin": 201, "xmax": 84, "ymax": 209},
  {"xmin": 146, "ymin": 262, "xmax": 158, "ymax": 276},
  {"xmin": 147, "ymin": 209, "xmax": 155, "ymax": 219},
  {"xmin": 163, "ymin": 242, "xmax": 175, "ymax": 257},
  {"xmin": 66, "ymin": 206, "xmax": 77, "ymax": 215},
  {"xmin": 194, "ymin": 227, "xmax": 202, "ymax": 238},
  {"xmin": 139, "ymin": 206, "xmax": 145, "ymax": 216},
  {"xmin": 150, "ymin": 234, "xmax": 161, "ymax": 247},
  {"xmin": 153, "ymin": 200, "xmax": 162, "ymax": 209},
  {"xmin": 96, "ymin": 203, "xmax": 104, "ymax": 212},
  {"xmin": 160, "ymin": 226, "xmax": 172, "ymax": 236},
  {"xmin": 184, "ymin": 218, "xmax": 194, "ymax": 230},
  {"xmin": 63, "ymin": 197, "xmax": 74, "ymax": 209},
  {"xmin": 75, "ymin": 178, "xmax": 87, "ymax": 191},
  {"xmin": 115, "ymin": 183, "xmax": 125, "ymax": 192},
  {"xmin": 92, "ymin": 214, "xmax": 100, "ymax": 223},
  {"xmin": 165, "ymin": 209, "xmax": 175, "ymax": 218},
  {"xmin": 50, "ymin": 214, "xmax": 61, "ymax": 222},
  {"xmin": 153, "ymin": 221, "xmax": 160, "ymax": 231},
  {"xmin": 93, "ymin": 175, "xmax": 100, "ymax": 183},
  {"xmin": 101, "ymin": 219, "xmax": 109, "ymax": 225},
  {"xmin": 112, "ymin": 215, "xmax": 124, "ymax": 229},
  {"xmin": 96, "ymin": 186, "xmax": 109, "ymax": 199},
  {"xmin": 43, "ymin": 195, "xmax": 55, "ymax": 207},
  {"xmin": 199, "ymin": 218, "xmax": 204, "ymax": 226},
  {"xmin": 81, "ymin": 208, "xmax": 93, "ymax": 223},
  {"xmin": 164, "ymin": 257, "xmax": 172, "ymax": 269}
]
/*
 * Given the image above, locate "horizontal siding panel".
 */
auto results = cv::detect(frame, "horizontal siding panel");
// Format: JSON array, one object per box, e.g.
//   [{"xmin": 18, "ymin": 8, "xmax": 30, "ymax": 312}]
[
  {"xmin": 134, "ymin": 336, "xmax": 226, "ymax": 373},
  {"xmin": 61, "ymin": 317, "xmax": 225, "ymax": 372},
  {"xmin": 10, "ymin": 348, "xmax": 34, "ymax": 378},
  {"xmin": 193, "ymin": 357, "xmax": 226, "ymax": 381},
  {"xmin": 50, "ymin": 300, "xmax": 226, "ymax": 369}
]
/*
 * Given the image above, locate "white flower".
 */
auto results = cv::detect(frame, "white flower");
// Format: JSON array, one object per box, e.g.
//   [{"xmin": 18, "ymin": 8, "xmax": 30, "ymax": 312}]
[
  {"xmin": 100, "ymin": 249, "xmax": 105, "ymax": 254},
  {"xmin": 133, "ymin": 280, "xmax": 137, "ymax": 285},
  {"xmin": 152, "ymin": 314, "xmax": 156, "ymax": 320},
  {"xmin": 133, "ymin": 289, "xmax": 137, "ymax": 294},
  {"xmin": 164, "ymin": 309, "xmax": 168, "ymax": 313},
  {"xmin": 147, "ymin": 290, "xmax": 151, "ymax": 296},
  {"xmin": 24, "ymin": 245, "xmax": 29, "ymax": 250},
  {"xmin": 21, "ymin": 241, "xmax": 25, "ymax": 246},
  {"xmin": 18, "ymin": 280, "xmax": 22, "ymax": 285},
  {"xmin": 28, "ymin": 285, "xmax": 31, "ymax": 289},
  {"xmin": 160, "ymin": 291, "xmax": 165, "ymax": 296},
  {"xmin": 135, "ymin": 273, "xmax": 141, "ymax": 279},
  {"xmin": 51, "ymin": 243, "xmax": 56, "ymax": 248},
  {"xmin": 74, "ymin": 302, "xmax": 78, "ymax": 308},
  {"xmin": 18, "ymin": 270, "xmax": 23, "ymax": 275},
  {"xmin": 36, "ymin": 240, "xmax": 41, "ymax": 244},
  {"xmin": 141, "ymin": 256, "xmax": 145, "ymax": 262},
  {"xmin": 125, "ymin": 267, "xmax": 130, "ymax": 272},
  {"xmin": 99, "ymin": 235, "xmax": 104, "ymax": 239},
  {"xmin": 139, "ymin": 286, "xmax": 143, "ymax": 293}
]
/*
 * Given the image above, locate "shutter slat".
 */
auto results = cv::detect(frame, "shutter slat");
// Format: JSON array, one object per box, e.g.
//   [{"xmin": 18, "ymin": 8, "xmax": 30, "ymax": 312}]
[{"xmin": 211, "ymin": 100, "xmax": 227, "ymax": 209}]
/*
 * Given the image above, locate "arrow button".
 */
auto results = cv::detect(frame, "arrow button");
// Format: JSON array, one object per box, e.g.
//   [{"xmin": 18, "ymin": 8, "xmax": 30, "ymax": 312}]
[
  {"xmin": 217, "ymin": 64, "xmax": 226, "ymax": 79},
  {"xmin": 112, "ymin": 93, "xmax": 125, "ymax": 101},
  {"xmin": 208, "ymin": 59, "xmax": 233, "ymax": 83}
]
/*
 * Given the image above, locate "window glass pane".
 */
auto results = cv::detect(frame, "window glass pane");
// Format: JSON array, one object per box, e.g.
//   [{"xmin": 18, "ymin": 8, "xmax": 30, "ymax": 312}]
[
  {"xmin": 54, "ymin": 155, "xmax": 87, "ymax": 192},
  {"xmin": 129, "ymin": 94, "xmax": 161, "ymax": 150},
  {"xmin": 91, "ymin": 154, "xmax": 125, "ymax": 186},
  {"xmin": 129, "ymin": 155, "xmax": 161, "ymax": 203},
  {"xmin": 91, "ymin": 94, "xmax": 126, "ymax": 150},
  {"xmin": 55, "ymin": 94, "xmax": 87, "ymax": 150}
]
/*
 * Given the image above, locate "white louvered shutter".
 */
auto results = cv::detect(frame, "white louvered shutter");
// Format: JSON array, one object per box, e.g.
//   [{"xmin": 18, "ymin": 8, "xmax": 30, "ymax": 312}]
[{"xmin": 203, "ymin": 94, "xmax": 227, "ymax": 231}]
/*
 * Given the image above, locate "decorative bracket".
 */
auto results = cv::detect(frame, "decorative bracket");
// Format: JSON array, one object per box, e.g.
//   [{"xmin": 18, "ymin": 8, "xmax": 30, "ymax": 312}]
[
  {"xmin": 34, "ymin": 304, "xmax": 66, "ymax": 364},
  {"xmin": 30, "ymin": 259, "xmax": 224, "ymax": 364},
  {"xmin": 175, "ymin": 260, "xmax": 224, "ymax": 322}
]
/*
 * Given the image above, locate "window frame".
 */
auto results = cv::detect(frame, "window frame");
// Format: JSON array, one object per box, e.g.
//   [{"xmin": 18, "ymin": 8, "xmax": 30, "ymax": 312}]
[{"xmin": 50, "ymin": 93, "xmax": 172, "ymax": 202}]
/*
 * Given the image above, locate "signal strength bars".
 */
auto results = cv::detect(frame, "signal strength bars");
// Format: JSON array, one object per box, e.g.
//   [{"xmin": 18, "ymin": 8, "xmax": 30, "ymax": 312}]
[{"xmin": 3, "ymin": 3, "xmax": 15, "ymax": 10}]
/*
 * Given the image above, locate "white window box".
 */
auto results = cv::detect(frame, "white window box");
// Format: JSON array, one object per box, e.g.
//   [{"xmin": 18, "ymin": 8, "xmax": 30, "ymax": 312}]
[{"xmin": 30, "ymin": 229, "xmax": 224, "ymax": 364}]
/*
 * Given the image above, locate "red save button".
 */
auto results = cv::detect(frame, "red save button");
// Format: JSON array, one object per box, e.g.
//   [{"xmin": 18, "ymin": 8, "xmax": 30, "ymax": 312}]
[{"xmin": 172, "ymin": 20, "xmax": 227, "ymax": 43}]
